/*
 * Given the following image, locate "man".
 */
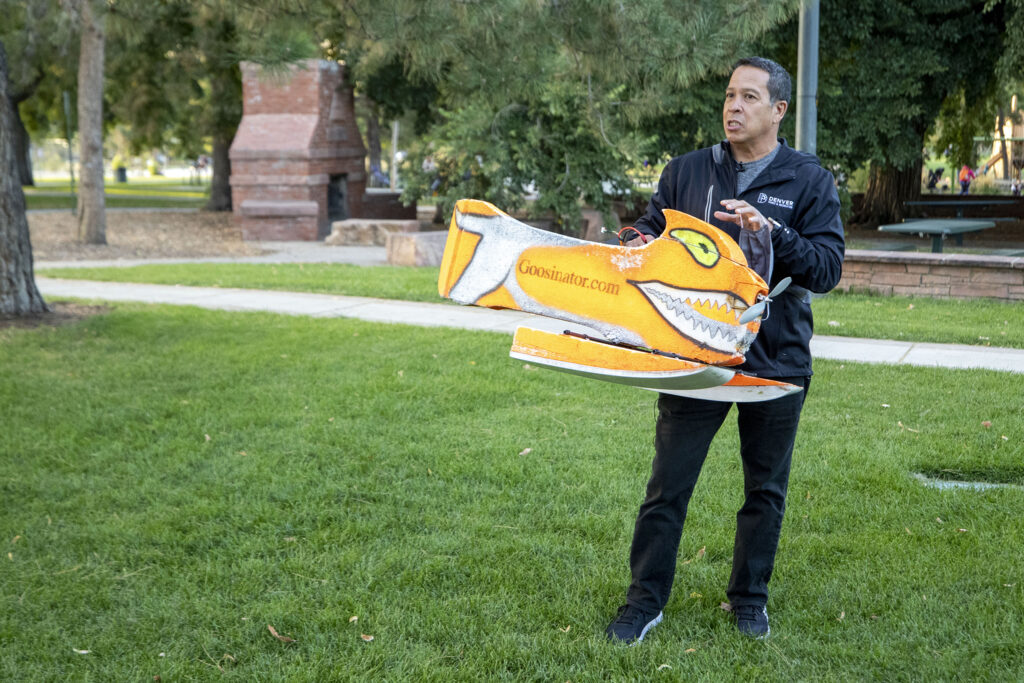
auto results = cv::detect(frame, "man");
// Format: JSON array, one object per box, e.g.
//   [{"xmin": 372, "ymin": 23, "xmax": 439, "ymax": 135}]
[{"xmin": 605, "ymin": 57, "xmax": 845, "ymax": 642}]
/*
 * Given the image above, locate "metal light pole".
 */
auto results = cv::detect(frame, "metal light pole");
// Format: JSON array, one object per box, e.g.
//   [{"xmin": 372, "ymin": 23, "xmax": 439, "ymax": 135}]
[{"xmin": 796, "ymin": 0, "xmax": 819, "ymax": 155}]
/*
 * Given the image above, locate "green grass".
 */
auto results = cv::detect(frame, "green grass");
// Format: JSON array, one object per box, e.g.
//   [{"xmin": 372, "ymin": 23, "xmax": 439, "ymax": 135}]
[
  {"xmin": 812, "ymin": 290, "xmax": 1022, "ymax": 347},
  {"xmin": 39, "ymin": 263, "xmax": 445, "ymax": 303},
  {"xmin": 24, "ymin": 179, "xmax": 209, "ymax": 210},
  {"xmin": 1, "ymin": 304, "xmax": 1023, "ymax": 680},
  {"xmin": 36, "ymin": 263, "xmax": 1024, "ymax": 348},
  {"xmin": 26, "ymin": 195, "xmax": 209, "ymax": 210}
]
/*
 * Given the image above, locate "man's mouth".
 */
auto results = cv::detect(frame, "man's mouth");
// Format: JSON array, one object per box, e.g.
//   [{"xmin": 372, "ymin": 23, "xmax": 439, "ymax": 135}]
[{"xmin": 630, "ymin": 280, "xmax": 755, "ymax": 355}]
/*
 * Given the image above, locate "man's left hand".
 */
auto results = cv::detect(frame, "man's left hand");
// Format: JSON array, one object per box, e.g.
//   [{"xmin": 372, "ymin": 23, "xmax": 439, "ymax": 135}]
[{"xmin": 714, "ymin": 200, "xmax": 772, "ymax": 232}]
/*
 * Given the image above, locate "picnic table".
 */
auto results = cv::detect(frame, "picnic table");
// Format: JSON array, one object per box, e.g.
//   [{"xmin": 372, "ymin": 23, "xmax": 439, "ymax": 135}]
[
  {"xmin": 904, "ymin": 199, "xmax": 1017, "ymax": 219},
  {"xmin": 877, "ymin": 218, "xmax": 995, "ymax": 253}
]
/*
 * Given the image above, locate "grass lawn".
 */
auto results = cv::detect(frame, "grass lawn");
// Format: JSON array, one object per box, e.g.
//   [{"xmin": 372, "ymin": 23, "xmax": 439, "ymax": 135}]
[
  {"xmin": 24, "ymin": 179, "xmax": 209, "ymax": 210},
  {"xmin": 36, "ymin": 263, "xmax": 1024, "ymax": 349},
  {"xmin": 1, "ymin": 304, "xmax": 1022, "ymax": 679}
]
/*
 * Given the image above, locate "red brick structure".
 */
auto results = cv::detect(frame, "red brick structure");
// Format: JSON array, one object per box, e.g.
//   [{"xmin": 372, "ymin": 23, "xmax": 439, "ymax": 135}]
[{"xmin": 230, "ymin": 60, "xmax": 380, "ymax": 240}]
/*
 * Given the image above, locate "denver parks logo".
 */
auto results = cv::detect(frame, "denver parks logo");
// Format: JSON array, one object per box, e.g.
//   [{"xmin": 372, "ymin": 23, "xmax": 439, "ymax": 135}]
[{"xmin": 757, "ymin": 192, "xmax": 793, "ymax": 210}]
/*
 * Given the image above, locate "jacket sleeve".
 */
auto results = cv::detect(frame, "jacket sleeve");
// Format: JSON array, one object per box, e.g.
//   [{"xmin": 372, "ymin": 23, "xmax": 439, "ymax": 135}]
[
  {"xmin": 631, "ymin": 159, "xmax": 678, "ymax": 238},
  {"xmin": 770, "ymin": 169, "xmax": 845, "ymax": 294}
]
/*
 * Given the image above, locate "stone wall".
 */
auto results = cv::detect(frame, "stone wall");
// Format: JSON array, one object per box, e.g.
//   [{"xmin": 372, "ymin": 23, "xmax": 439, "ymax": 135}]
[{"xmin": 837, "ymin": 250, "xmax": 1024, "ymax": 301}]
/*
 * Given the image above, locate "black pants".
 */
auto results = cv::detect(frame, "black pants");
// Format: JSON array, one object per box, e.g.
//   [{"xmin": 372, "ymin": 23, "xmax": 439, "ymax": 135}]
[{"xmin": 626, "ymin": 376, "xmax": 810, "ymax": 611}]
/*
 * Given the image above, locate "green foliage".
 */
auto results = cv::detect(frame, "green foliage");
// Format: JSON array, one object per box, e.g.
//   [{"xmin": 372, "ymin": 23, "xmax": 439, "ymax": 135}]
[
  {"xmin": 0, "ymin": 0, "xmax": 77, "ymax": 139},
  {"xmin": 333, "ymin": 0, "xmax": 798, "ymax": 231},
  {"xmin": 1, "ymin": 306, "xmax": 1023, "ymax": 679},
  {"xmin": 814, "ymin": 0, "xmax": 1005, "ymax": 173}
]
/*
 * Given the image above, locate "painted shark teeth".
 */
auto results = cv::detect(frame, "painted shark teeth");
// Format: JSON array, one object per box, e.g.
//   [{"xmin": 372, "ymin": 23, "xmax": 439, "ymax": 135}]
[{"xmin": 632, "ymin": 281, "xmax": 755, "ymax": 355}]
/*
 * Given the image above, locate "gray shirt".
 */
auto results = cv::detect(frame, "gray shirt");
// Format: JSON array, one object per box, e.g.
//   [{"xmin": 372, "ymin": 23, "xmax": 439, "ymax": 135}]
[{"xmin": 736, "ymin": 144, "xmax": 780, "ymax": 195}]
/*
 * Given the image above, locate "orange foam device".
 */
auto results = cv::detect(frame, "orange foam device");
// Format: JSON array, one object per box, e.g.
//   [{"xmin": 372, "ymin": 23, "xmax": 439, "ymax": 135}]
[{"xmin": 438, "ymin": 199, "xmax": 800, "ymax": 402}]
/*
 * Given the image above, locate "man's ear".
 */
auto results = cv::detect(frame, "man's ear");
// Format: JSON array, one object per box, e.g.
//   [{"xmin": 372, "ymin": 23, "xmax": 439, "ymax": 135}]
[{"xmin": 773, "ymin": 100, "xmax": 788, "ymax": 125}]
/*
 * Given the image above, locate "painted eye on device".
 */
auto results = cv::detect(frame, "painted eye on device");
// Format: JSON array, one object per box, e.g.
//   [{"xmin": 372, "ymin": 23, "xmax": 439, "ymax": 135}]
[{"xmin": 669, "ymin": 229, "xmax": 720, "ymax": 268}]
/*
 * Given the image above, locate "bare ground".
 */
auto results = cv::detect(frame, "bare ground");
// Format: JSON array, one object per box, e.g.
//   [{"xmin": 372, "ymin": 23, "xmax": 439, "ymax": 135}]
[
  {"xmin": 7, "ymin": 210, "xmax": 263, "ymax": 331},
  {"xmin": 28, "ymin": 210, "xmax": 265, "ymax": 262}
]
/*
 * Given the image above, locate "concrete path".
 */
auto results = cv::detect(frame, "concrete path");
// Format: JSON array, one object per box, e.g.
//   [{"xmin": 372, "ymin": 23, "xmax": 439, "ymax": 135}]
[
  {"xmin": 35, "ymin": 276, "xmax": 1024, "ymax": 374},
  {"xmin": 35, "ymin": 242, "xmax": 389, "ymax": 269}
]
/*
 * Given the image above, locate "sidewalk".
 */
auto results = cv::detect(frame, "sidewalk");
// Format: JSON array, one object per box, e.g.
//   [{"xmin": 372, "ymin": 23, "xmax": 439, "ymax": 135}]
[{"xmin": 35, "ymin": 276, "xmax": 1024, "ymax": 374}]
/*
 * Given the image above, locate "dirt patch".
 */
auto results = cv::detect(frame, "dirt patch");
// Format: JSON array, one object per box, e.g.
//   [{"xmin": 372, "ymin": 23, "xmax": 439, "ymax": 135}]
[
  {"xmin": 28, "ymin": 210, "xmax": 265, "ymax": 262},
  {"xmin": 0, "ymin": 302, "xmax": 110, "ymax": 331}
]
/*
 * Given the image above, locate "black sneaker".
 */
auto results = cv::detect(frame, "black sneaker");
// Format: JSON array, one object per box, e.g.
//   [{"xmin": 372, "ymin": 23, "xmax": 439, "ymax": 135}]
[
  {"xmin": 605, "ymin": 604, "xmax": 663, "ymax": 644},
  {"xmin": 734, "ymin": 604, "xmax": 770, "ymax": 639}
]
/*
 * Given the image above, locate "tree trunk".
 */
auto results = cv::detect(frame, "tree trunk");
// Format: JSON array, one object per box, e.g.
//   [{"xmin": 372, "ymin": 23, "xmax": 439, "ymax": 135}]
[
  {"xmin": 855, "ymin": 160, "xmax": 922, "ymax": 227},
  {"xmin": 203, "ymin": 60, "xmax": 239, "ymax": 212},
  {"xmin": 204, "ymin": 133, "xmax": 232, "ymax": 211},
  {"xmin": 10, "ymin": 98, "xmax": 33, "ymax": 186},
  {"xmin": 997, "ymin": 107, "xmax": 1009, "ymax": 180},
  {"xmin": 76, "ymin": 0, "xmax": 106, "ymax": 244},
  {"xmin": 0, "ymin": 41, "xmax": 48, "ymax": 316},
  {"xmin": 365, "ymin": 104, "xmax": 382, "ymax": 186}
]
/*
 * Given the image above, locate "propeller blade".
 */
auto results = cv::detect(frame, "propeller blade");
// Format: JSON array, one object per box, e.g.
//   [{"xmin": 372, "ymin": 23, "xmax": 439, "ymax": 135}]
[
  {"xmin": 768, "ymin": 276, "xmax": 792, "ymax": 299},
  {"xmin": 738, "ymin": 301, "xmax": 767, "ymax": 325}
]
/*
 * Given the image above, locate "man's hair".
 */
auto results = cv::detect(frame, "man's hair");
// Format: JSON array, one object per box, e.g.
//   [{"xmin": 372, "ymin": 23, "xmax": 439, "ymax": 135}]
[{"xmin": 732, "ymin": 57, "xmax": 792, "ymax": 104}]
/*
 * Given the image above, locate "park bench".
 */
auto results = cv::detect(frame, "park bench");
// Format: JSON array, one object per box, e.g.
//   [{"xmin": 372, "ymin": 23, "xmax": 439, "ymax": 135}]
[{"xmin": 877, "ymin": 218, "xmax": 995, "ymax": 253}]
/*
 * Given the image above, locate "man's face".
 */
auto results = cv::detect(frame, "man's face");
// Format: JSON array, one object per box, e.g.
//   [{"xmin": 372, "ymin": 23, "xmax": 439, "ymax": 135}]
[{"xmin": 722, "ymin": 65, "xmax": 786, "ymax": 150}]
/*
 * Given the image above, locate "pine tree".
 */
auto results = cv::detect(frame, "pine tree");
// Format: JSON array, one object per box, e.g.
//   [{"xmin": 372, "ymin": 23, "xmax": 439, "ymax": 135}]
[{"xmin": 0, "ymin": 39, "xmax": 47, "ymax": 316}]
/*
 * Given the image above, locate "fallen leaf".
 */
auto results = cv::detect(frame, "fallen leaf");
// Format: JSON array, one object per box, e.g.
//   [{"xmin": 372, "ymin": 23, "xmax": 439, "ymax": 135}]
[
  {"xmin": 519, "ymin": 448, "xmax": 532, "ymax": 456},
  {"xmin": 905, "ymin": 527, "xmax": 912, "ymax": 535},
  {"xmin": 720, "ymin": 602, "xmax": 733, "ymax": 612},
  {"xmin": 907, "ymin": 304, "xmax": 914, "ymax": 310},
  {"xmin": 1002, "ymin": 435, "xmax": 1009, "ymax": 441},
  {"xmin": 204, "ymin": 434, "xmax": 211, "ymax": 442},
  {"xmin": 689, "ymin": 592, "xmax": 702, "ymax": 598},
  {"xmin": 397, "ymin": 370, "xmax": 404, "ymax": 377},
  {"xmin": 7, "ymin": 552, "xmax": 11, "ymax": 560},
  {"xmin": 695, "ymin": 545, "xmax": 706, "ymax": 560},
  {"xmin": 936, "ymin": 517, "xmax": 943, "ymax": 524},
  {"xmin": 349, "ymin": 616, "xmax": 358, "ymax": 623},
  {"xmin": 806, "ymin": 491, "xmax": 811, "ymax": 500},
  {"xmin": 11, "ymin": 535, "xmax": 20, "ymax": 544},
  {"xmin": 838, "ymin": 611, "xmax": 845, "ymax": 621},
  {"xmin": 559, "ymin": 625, "xmax": 571, "ymax": 633},
  {"xmin": 267, "ymin": 624, "xmax": 296, "ymax": 643},
  {"xmin": 982, "ymin": 420, "xmax": 992, "ymax": 428},
  {"xmin": 871, "ymin": 615, "xmax": 879, "ymax": 620},
  {"xmin": 237, "ymin": 451, "xmax": 247, "ymax": 456},
  {"xmin": 284, "ymin": 536, "xmax": 296, "ymax": 542},
  {"xmin": 685, "ymin": 648, "xmax": 697, "ymax": 654},
  {"xmin": 360, "ymin": 634, "xmax": 374, "ymax": 642},
  {"xmin": 72, "ymin": 648, "xmax": 90, "ymax": 654}
]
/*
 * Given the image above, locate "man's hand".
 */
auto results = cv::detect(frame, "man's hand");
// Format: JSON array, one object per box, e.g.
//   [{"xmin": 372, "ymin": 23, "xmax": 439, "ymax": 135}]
[
  {"xmin": 714, "ymin": 199, "xmax": 772, "ymax": 232},
  {"xmin": 618, "ymin": 227, "xmax": 652, "ymax": 247}
]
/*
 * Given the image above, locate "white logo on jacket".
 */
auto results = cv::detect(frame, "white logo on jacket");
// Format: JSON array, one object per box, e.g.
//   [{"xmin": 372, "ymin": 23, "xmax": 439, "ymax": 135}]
[{"xmin": 756, "ymin": 193, "xmax": 793, "ymax": 210}]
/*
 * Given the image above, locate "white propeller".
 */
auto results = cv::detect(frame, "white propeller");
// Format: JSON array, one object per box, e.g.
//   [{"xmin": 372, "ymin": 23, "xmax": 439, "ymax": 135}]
[{"xmin": 737, "ymin": 277, "xmax": 793, "ymax": 325}]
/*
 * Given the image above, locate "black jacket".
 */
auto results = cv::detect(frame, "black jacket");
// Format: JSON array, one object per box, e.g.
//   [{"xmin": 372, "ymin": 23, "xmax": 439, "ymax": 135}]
[{"xmin": 633, "ymin": 139, "xmax": 845, "ymax": 378}]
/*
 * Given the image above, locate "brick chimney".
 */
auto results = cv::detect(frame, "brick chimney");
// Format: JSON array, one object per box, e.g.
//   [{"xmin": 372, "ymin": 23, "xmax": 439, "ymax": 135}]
[{"xmin": 229, "ymin": 60, "xmax": 366, "ymax": 240}]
